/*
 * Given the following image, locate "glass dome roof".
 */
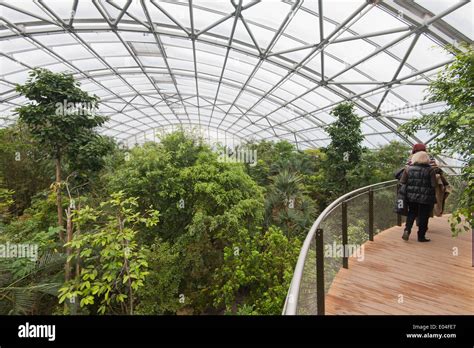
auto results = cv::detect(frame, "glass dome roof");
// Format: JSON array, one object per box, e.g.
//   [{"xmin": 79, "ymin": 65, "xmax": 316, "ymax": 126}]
[{"xmin": 0, "ymin": 0, "xmax": 472, "ymax": 150}]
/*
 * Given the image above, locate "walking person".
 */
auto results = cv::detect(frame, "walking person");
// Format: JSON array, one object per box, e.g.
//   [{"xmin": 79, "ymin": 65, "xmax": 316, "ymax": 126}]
[
  {"xmin": 398, "ymin": 143, "xmax": 449, "ymax": 230},
  {"xmin": 400, "ymin": 151, "xmax": 436, "ymax": 242}
]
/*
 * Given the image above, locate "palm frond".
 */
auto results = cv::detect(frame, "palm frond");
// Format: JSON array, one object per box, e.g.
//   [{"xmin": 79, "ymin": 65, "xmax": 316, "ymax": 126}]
[
  {"xmin": 9, "ymin": 288, "xmax": 36, "ymax": 315},
  {"xmin": 0, "ymin": 250, "xmax": 66, "ymax": 314}
]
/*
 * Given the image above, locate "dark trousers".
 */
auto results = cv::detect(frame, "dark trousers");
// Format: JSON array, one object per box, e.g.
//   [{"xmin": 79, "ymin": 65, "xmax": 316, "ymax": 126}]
[{"xmin": 405, "ymin": 202, "xmax": 432, "ymax": 240}]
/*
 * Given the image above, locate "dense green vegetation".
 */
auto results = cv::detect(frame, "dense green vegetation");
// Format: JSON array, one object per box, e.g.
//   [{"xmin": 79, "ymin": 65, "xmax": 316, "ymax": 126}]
[
  {"xmin": 0, "ymin": 127, "xmax": 409, "ymax": 314},
  {"xmin": 0, "ymin": 46, "xmax": 468, "ymax": 315}
]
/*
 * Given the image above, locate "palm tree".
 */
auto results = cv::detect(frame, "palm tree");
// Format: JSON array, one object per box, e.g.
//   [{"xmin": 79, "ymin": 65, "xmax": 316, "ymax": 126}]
[{"xmin": 265, "ymin": 170, "xmax": 316, "ymax": 237}]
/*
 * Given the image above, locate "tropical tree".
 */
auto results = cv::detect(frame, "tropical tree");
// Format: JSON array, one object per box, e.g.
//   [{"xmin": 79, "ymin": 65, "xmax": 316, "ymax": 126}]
[
  {"xmin": 15, "ymin": 68, "xmax": 108, "ymax": 242},
  {"xmin": 104, "ymin": 131, "xmax": 266, "ymax": 313},
  {"xmin": 264, "ymin": 170, "xmax": 316, "ymax": 237},
  {"xmin": 324, "ymin": 102, "xmax": 364, "ymax": 195}
]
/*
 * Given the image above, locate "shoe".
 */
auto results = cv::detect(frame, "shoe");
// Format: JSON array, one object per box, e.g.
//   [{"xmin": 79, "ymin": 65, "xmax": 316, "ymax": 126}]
[
  {"xmin": 418, "ymin": 238, "xmax": 431, "ymax": 242},
  {"xmin": 402, "ymin": 230, "xmax": 410, "ymax": 241}
]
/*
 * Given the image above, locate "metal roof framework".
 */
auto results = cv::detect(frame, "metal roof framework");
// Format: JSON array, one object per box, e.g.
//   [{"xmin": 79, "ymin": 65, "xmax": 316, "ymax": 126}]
[{"xmin": 0, "ymin": 0, "xmax": 472, "ymax": 151}]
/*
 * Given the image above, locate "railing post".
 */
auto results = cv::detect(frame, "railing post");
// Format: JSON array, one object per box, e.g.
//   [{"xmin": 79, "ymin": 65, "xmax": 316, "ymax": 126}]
[
  {"xmin": 368, "ymin": 188, "xmax": 374, "ymax": 241},
  {"xmin": 316, "ymin": 228, "xmax": 325, "ymax": 315},
  {"xmin": 396, "ymin": 185, "xmax": 402, "ymax": 226},
  {"xmin": 342, "ymin": 201, "xmax": 348, "ymax": 269}
]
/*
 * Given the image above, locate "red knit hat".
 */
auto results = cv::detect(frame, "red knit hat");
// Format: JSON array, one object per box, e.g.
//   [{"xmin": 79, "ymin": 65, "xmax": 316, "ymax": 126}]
[{"xmin": 412, "ymin": 143, "xmax": 426, "ymax": 154}]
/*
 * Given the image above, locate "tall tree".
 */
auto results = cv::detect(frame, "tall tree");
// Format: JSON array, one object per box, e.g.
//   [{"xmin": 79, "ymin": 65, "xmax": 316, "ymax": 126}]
[
  {"xmin": 15, "ymin": 68, "xmax": 107, "ymax": 242},
  {"xmin": 325, "ymin": 102, "xmax": 363, "ymax": 195},
  {"xmin": 399, "ymin": 44, "xmax": 473, "ymax": 234}
]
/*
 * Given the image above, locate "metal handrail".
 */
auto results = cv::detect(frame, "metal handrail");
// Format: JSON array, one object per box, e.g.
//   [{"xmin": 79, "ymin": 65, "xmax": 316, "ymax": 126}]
[{"xmin": 282, "ymin": 179, "xmax": 398, "ymax": 315}]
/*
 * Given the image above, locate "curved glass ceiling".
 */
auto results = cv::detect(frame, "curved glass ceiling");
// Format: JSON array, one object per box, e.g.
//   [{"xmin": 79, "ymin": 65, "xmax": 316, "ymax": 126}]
[{"xmin": 0, "ymin": 0, "xmax": 472, "ymax": 149}]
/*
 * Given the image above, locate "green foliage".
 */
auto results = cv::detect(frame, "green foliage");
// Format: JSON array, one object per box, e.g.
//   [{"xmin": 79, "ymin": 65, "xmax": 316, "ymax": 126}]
[
  {"xmin": 299, "ymin": 149, "xmax": 328, "ymax": 209},
  {"xmin": 105, "ymin": 134, "xmax": 216, "ymax": 243},
  {"xmin": 0, "ymin": 189, "xmax": 14, "ymax": 223},
  {"xmin": 399, "ymin": 44, "xmax": 473, "ymax": 160},
  {"xmin": 325, "ymin": 102, "xmax": 364, "ymax": 195},
  {"xmin": 173, "ymin": 160, "xmax": 265, "ymax": 312},
  {"xmin": 1, "ymin": 103, "xmax": 460, "ymax": 317},
  {"xmin": 64, "ymin": 134, "xmax": 116, "ymax": 180},
  {"xmin": 244, "ymin": 140, "xmax": 277, "ymax": 187},
  {"xmin": 235, "ymin": 304, "xmax": 258, "ymax": 315},
  {"xmin": 159, "ymin": 130, "xmax": 209, "ymax": 167},
  {"xmin": 0, "ymin": 121, "xmax": 113, "ymax": 219},
  {"xmin": 212, "ymin": 226, "xmax": 301, "ymax": 314},
  {"xmin": 15, "ymin": 68, "xmax": 113, "ymax": 244},
  {"xmin": 0, "ymin": 256, "xmax": 64, "ymax": 315},
  {"xmin": 58, "ymin": 192, "xmax": 158, "ymax": 314},
  {"xmin": 0, "ymin": 217, "xmax": 64, "ymax": 315},
  {"xmin": 135, "ymin": 240, "xmax": 183, "ymax": 314},
  {"xmin": 399, "ymin": 44, "xmax": 473, "ymax": 234},
  {"xmin": 244, "ymin": 140, "xmax": 320, "ymax": 233},
  {"xmin": 347, "ymin": 141, "xmax": 411, "ymax": 188},
  {"xmin": 449, "ymin": 165, "xmax": 473, "ymax": 236},
  {"xmin": 0, "ymin": 125, "xmax": 53, "ymax": 216},
  {"xmin": 1, "ymin": 191, "xmax": 59, "ymax": 246},
  {"xmin": 265, "ymin": 170, "xmax": 316, "ymax": 238},
  {"xmin": 15, "ymin": 68, "xmax": 107, "ymax": 157},
  {"xmin": 245, "ymin": 140, "xmax": 315, "ymax": 186},
  {"xmin": 105, "ymin": 132, "xmax": 268, "ymax": 313}
]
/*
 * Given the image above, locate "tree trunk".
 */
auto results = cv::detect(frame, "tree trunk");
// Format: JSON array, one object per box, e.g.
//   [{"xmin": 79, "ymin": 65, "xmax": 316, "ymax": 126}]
[
  {"xmin": 65, "ymin": 206, "xmax": 73, "ymax": 282},
  {"xmin": 74, "ymin": 212, "xmax": 81, "ymax": 315},
  {"xmin": 55, "ymin": 154, "xmax": 64, "ymax": 242},
  {"xmin": 123, "ymin": 240, "xmax": 133, "ymax": 315},
  {"xmin": 76, "ymin": 203, "xmax": 81, "ymax": 280},
  {"xmin": 118, "ymin": 215, "xmax": 133, "ymax": 315},
  {"xmin": 64, "ymin": 206, "xmax": 75, "ymax": 314}
]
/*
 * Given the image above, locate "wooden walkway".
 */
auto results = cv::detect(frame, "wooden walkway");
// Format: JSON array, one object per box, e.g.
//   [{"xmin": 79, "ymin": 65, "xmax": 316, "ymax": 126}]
[{"xmin": 326, "ymin": 215, "xmax": 473, "ymax": 315}]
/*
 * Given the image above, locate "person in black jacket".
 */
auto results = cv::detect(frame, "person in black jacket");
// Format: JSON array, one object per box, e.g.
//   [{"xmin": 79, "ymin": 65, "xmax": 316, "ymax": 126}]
[{"xmin": 400, "ymin": 151, "xmax": 436, "ymax": 242}]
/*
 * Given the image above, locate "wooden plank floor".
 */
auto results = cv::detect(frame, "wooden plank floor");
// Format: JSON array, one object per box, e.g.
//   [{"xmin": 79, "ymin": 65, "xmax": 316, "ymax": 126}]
[{"xmin": 326, "ymin": 215, "xmax": 473, "ymax": 315}]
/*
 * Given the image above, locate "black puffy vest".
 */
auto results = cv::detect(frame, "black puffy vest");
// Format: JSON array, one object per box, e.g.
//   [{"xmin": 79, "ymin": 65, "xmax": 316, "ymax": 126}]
[{"xmin": 405, "ymin": 164, "xmax": 435, "ymax": 205}]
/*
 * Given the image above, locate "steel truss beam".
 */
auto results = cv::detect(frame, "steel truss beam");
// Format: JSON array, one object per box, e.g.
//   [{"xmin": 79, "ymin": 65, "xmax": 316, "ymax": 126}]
[{"xmin": 0, "ymin": 0, "xmax": 471, "ymax": 150}]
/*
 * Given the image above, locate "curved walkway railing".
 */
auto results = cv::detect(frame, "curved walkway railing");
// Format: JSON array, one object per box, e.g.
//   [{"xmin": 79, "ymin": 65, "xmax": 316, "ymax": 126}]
[
  {"xmin": 283, "ymin": 173, "xmax": 463, "ymax": 315},
  {"xmin": 282, "ymin": 180, "xmax": 399, "ymax": 315}
]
